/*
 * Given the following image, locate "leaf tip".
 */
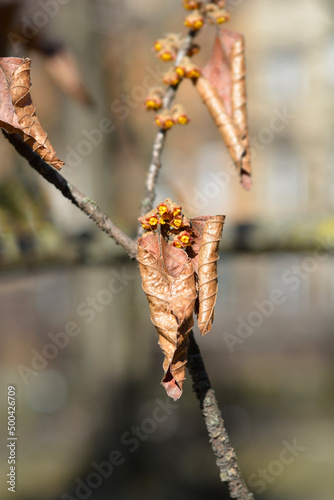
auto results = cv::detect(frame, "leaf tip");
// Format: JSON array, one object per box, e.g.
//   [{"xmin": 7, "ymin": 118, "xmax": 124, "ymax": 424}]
[
  {"xmin": 241, "ymin": 172, "xmax": 252, "ymax": 190},
  {"xmin": 162, "ymin": 376, "xmax": 183, "ymax": 401}
]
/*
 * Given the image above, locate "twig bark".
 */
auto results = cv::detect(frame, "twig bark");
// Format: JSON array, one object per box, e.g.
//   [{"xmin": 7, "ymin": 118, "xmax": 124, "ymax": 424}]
[
  {"xmin": 2, "ymin": 130, "xmax": 138, "ymax": 259},
  {"xmin": 187, "ymin": 331, "xmax": 254, "ymax": 500},
  {"xmin": 139, "ymin": 30, "xmax": 198, "ymax": 228}
]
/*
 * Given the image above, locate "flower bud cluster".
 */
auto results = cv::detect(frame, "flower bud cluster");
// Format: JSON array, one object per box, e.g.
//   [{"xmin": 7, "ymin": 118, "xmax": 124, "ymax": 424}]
[
  {"xmin": 205, "ymin": 2, "xmax": 230, "ymax": 24},
  {"xmin": 139, "ymin": 198, "xmax": 194, "ymax": 249},
  {"xmin": 183, "ymin": 1, "xmax": 230, "ymax": 29},
  {"xmin": 154, "ymin": 104, "xmax": 190, "ymax": 130},
  {"xmin": 145, "ymin": 87, "xmax": 165, "ymax": 110},
  {"xmin": 145, "ymin": 1, "xmax": 231, "ymax": 134},
  {"xmin": 153, "ymin": 33, "xmax": 182, "ymax": 61}
]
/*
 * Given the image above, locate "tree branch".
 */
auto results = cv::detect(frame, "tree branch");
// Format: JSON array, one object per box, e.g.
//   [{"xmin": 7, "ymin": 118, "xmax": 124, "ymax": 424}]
[
  {"xmin": 2, "ymin": 130, "xmax": 138, "ymax": 259},
  {"xmin": 139, "ymin": 30, "xmax": 198, "ymax": 230},
  {"xmin": 187, "ymin": 331, "xmax": 255, "ymax": 500}
]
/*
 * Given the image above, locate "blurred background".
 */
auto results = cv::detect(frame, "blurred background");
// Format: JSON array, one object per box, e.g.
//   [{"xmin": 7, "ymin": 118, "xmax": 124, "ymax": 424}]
[{"xmin": 0, "ymin": 0, "xmax": 333, "ymax": 499}]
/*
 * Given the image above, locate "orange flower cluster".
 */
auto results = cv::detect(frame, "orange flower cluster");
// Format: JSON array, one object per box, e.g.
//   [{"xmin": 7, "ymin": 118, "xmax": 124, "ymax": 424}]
[
  {"xmin": 162, "ymin": 67, "xmax": 183, "ymax": 87},
  {"xmin": 175, "ymin": 56, "xmax": 201, "ymax": 80},
  {"xmin": 154, "ymin": 110, "xmax": 175, "ymax": 130},
  {"xmin": 144, "ymin": 87, "xmax": 165, "ymax": 111},
  {"xmin": 144, "ymin": 1, "xmax": 232, "ymax": 132},
  {"xmin": 205, "ymin": 2, "xmax": 230, "ymax": 24},
  {"xmin": 153, "ymin": 34, "xmax": 181, "ymax": 62},
  {"xmin": 154, "ymin": 104, "xmax": 190, "ymax": 130},
  {"xmin": 184, "ymin": 10, "xmax": 204, "ymax": 30},
  {"xmin": 162, "ymin": 55, "xmax": 201, "ymax": 89},
  {"xmin": 139, "ymin": 199, "xmax": 194, "ymax": 249},
  {"xmin": 183, "ymin": 1, "xmax": 230, "ymax": 29},
  {"xmin": 183, "ymin": 0, "xmax": 202, "ymax": 10}
]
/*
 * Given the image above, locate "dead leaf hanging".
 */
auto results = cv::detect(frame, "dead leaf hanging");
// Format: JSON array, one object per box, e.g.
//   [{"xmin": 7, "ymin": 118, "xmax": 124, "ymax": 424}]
[
  {"xmin": 193, "ymin": 215, "xmax": 225, "ymax": 335},
  {"xmin": 137, "ymin": 231, "xmax": 197, "ymax": 400},
  {"xmin": 138, "ymin": 199, "xmax": 225, "ymax": 399},
  {"xmin": 195, "ymin": 29, "xmax": 252, "ymax": 189},
  {"xmin": 0, "ymin": 57, "xmax": 64, "ymax": 170}
]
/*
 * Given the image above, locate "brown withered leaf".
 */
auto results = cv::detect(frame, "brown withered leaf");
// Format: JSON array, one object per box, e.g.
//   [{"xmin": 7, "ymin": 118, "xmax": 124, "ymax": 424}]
[
  {"xmin": 0, "ymin": 57, "xmax": 64, "ymax": 169},
  {"xmin": 137, "ymin": 231, "xmax": 197, "ymax": 400},
  {"xmin": 138, "ymin": 200, "xmax": 225, "ymax": 398},
  {"xmin": 188, "ymin": 215, "xmax": 211, "ymax": 272},
  {"xmin": 196, "ymin": 29, "xmax": 252, "ymax": 189},
  {"xmin": 193, "ymin": 215, "xmax": 225, "ymax": 335}
]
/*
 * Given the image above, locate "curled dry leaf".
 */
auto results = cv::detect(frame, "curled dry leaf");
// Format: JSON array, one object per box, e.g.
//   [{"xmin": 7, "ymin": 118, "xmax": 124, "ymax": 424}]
[
  {"xmin": 138, "ymin": 199, "xmax": 225, "ymax": 399},
  {"xmin": 137, "ymin": 232, "xmax": 197, "ymax": 400},
  {"xmin": 195, "ymin": 29, "xmax": 252, "ymax": 189},
  {"xmin": 194, "ymin": 215, "xmax": 225, "ymax": 335},
  {"xmin": 196, "ymin": 77, "xmax": 245, "ymax": 170},
  {"xmin": 0, "ymin": 57, "xmax": 64, "ymax": 170}
]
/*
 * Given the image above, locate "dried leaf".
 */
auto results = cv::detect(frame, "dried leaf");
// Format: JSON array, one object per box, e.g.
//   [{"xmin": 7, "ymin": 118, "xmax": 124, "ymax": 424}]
[
  {"xmin": 195, "ymin": 215, "xmax": 225, "ymax": 335},
  {"xmin": 0, "ymin": 57, "xmax": 64, "ymax": 169},
  {"xmin": 196, "ymin": 77, "xmax": 245, "ymax": 171},
  {"xmin": 195, "ymin": 29, "xmax": 252, "ymax": 189},
  {"xmin": 137, "ymin": 232, "xmax": 197, "ymax": 400},
  {"xmin": 138, "ymin": 200, "xmax": 225, "ymax": 399}
]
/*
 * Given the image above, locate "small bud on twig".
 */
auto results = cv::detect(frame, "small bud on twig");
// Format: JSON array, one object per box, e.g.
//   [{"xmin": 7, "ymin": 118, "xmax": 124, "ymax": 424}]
[
  {"xmin": 183, "ymin": 0, "xmax": 202, "ymax": 10},
  {"xmin": 205, "ymin": 3, "xmax": 230, "ymax": 24},
  {"xmin": 163, "ymin": 67, "xmax": 183, "ymax": 86},
  {"xmin": 155, "ymin": 109, "xmax": 175, "ymax": 130},
  {"xmin": 176, "ymin": 56, "xmax": 201, "ymax": 80},
  {"xmin": 172, "ymin": 104, "xmax": 190, "ymax": 125},
  {"xmin": 184, "ymin": 10, "xmax": 205, "ymax": 30},
  {"xmin": 145, "ymin": 87, "xmax": 165, "ymax": 111}
]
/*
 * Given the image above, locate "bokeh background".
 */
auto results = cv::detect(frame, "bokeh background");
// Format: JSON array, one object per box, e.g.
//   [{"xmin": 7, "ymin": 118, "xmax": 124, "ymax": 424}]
[{"xmin": 0, "ymin": 1, "xmax": 333, "ymax": 499}]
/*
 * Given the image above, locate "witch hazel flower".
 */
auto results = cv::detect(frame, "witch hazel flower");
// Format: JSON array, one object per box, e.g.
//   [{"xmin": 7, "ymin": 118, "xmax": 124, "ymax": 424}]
[
  {"xmin": 145, "ymin": 87, "xmax": 165, "ymax": 111},
  {"xmin": 184, "ymin": 10, "xmax": 205, "ymax": 30},
  {"xmin": 172, "ymin": 104, "xmax": 190, "ymax": 125},
  {"xmin": 155, "ymin": 110, "xmax": 175, "ymax": 130}
]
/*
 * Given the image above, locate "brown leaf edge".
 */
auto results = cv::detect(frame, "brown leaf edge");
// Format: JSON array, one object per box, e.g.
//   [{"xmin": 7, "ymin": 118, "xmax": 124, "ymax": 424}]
[{"xmin": 0, "ymin": 57, "xmax": 64, "ymax": 170}]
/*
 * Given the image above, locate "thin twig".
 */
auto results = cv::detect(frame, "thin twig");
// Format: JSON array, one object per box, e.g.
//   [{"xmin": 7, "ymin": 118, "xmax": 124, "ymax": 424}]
[
  {"xmin": 139, "ymin": 30, "xmax": 198, "ymax": 232},
  {"xmin": 2, "ymin": 131, "xmax": 138, "ymax": 259},
  {"xmin": 187, "ymin": 331, "xmax": 255, "ymax": 500}
]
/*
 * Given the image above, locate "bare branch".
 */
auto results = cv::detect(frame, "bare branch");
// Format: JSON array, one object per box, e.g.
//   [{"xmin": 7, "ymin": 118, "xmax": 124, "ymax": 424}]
[
  {"xmin": 2, "ymin": 130, "xmax": 138, "ymax": 259},
  {"xmin": 187, "ymin": 331, "xmax": 255, "ymax": 500}
]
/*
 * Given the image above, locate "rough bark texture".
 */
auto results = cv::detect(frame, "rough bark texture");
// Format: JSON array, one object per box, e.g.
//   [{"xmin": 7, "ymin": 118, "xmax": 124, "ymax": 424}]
[{"xmin": 188, "ymin": 332, "xmax": 254, "ymax": 500}]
